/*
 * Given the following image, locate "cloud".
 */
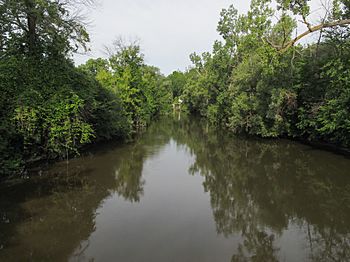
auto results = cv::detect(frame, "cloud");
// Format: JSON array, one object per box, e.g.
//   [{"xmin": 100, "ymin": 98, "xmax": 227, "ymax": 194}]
[{"xmin": 74, "ymin": 0, "xmax": 250, "ymax": 75}]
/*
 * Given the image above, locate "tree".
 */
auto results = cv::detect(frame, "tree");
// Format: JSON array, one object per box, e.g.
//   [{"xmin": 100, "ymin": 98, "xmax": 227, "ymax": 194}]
[
  {"xmin": 265, "ymin": 0, "xmax": 350, "ymax": 52},
  {"xmin": 0, "ymin": 0, "xmax": 92, "ymax": 57},
  {"xmin": 179, "ymin": 0, "xmax": 350, "ymax": 147},
  {"xmin": 166, "ymin": 71, "xmax": 187, "ymax": 98},
  {"xmin": 81, "ymin": 39, "xmax": 172, "ymax": 129}
]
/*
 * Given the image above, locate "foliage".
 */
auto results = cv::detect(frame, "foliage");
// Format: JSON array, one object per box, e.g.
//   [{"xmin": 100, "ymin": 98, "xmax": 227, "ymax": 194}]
[
  {"xmin": 0, "ymin": 1, "xmax": 172, "ymax": 176},
  {"xmin": 170, "ymin": 0, "xmax": 350, "ymax": 148},
  {"xmin": 165, "ymin": 71, "xmax": 187, "ymax": 99},
  {"xmin": 0, "ymin": 0, "xmax": 90, "ymax": 57},
  {"xmin": 80, "ymin": 42, "xmax": 172, "ymax": 128},
  {"xmin": 2, "ymin": 0, "xmax": 350, "ymax": 175}
]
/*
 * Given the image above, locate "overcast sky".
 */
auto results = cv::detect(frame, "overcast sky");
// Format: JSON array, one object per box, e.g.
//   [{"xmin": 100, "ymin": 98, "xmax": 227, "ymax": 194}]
[
  {"xmin": 74, "ymin": 0, "xmax": 250, "ymax": 75},
  {"xmin": 74, "ymin": 0, "xmax": 326, "ymax": 75}
]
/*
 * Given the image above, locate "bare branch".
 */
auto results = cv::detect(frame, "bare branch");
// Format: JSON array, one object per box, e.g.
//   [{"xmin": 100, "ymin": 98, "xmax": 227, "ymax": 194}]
[
  {"xmin": 302, "ymin": 15, "xmax": 313, "ymax": 32},
  {"xmin": 265, "ymin": 19, "xmax": 350, "ymax": 53},
  {"xmin": 315, "ymin": 0, "xmax": 331, "ymax": 56}
]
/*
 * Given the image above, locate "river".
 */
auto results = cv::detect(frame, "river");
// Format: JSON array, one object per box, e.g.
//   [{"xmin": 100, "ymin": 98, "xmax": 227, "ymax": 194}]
[{"xmin": 1, "ymin": 116, "xmax": 349, "ymax": 262}]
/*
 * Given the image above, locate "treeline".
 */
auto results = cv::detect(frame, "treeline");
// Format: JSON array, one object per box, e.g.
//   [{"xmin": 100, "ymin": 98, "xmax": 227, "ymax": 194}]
[
  {"xmin": 168, "ymin": 0, "xmax": 350, "ymax": 148},
  {"xmin": 0, "ymin": 1, "xmax": 172, "ymax": 175}
]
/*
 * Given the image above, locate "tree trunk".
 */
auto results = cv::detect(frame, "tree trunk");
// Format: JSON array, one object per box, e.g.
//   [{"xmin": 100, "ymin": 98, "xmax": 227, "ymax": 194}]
[{"xmin": 25, "ymin": 0, "xmax": 37, "ymax": 54}]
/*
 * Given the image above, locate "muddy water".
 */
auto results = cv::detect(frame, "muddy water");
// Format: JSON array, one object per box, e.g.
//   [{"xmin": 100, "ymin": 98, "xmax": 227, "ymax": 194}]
[{"xmin": 1, "ymin": 116, "xmax": 350, "ymax": 262}]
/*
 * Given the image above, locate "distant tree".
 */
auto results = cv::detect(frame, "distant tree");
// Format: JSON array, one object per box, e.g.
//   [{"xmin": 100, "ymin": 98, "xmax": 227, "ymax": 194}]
[{"xmin": 167, "ymin": 71, "xmax": 187, "ymax": 98}]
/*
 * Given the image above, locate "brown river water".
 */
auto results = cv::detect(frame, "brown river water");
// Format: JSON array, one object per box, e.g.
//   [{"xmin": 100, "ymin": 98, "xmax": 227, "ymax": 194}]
[{"xmin": 1, "ymin": 116, "xmax": 350, "ymax": 262}]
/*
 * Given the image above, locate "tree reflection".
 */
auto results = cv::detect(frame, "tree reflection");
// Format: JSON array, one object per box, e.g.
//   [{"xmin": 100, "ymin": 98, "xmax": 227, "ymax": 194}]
[
  {"xmin": 175, "ymin": 118, "xmax": 350, "ymax": 261},
  {"xmin": 113, "ymin": 144, "xmax": 146, "ymax": 202},
  {"xmin": 0, "ymin": 120, "xmax": 170, "ymax": 261},
  {"xmin": 0, "ymin": 168, "xmax": 105, "ymax": 261},
  {"xmin": 112, "ymin": 120, "xmax": 172, "ymax": 202},
  {"xmin": 1, "ymin": 116, "xmax": 349, "ymax": 261}
]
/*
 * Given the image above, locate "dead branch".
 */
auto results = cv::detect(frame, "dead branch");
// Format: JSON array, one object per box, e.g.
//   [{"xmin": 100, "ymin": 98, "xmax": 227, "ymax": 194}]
[{"xmin": 265, "ymin": 18, "xmax": 350, "ymax": 53}]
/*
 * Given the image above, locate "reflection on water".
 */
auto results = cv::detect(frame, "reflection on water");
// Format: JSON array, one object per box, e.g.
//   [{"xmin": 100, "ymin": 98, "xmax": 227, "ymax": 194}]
[{"xmin": 0, "ymin": 116, "xmax": 350, "ymax": 261}]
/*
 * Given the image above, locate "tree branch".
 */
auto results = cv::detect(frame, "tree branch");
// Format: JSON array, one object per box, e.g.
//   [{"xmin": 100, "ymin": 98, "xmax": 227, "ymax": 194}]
[
  {"xmin": 302, "ymin": 15, "xmax": 312, "ymax": 32},
  {"xmin": 265, "ymin": 19, "xmax": 350, "ymax": 53},
  {"xmin": 262, "ymin": 37, "xmax": 282, "ymax": 49}
]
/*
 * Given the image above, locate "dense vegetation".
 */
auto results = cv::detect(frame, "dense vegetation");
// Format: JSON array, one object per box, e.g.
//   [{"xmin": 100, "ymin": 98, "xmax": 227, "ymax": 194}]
[
  {"xmin": 168, "ymin": 0, "xmax": 350, "ymax": 148},
  {"xmin": 0, "ymin": 0, "xmax": 171, "ymax": 175},
  {"xmin": 1, "ymin": 0, "xmax": 350, "ymax": 176}
]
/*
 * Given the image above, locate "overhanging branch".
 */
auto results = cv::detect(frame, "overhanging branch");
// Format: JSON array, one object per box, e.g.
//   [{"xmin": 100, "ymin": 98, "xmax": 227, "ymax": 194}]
[{"xmin": 265, "ymin": 19, "xmax": 350, "ymax": 53}]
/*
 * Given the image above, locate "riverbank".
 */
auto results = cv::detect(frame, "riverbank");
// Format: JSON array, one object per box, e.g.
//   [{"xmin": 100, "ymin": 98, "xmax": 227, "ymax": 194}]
[
  {"xmin": 1, "ymin": 116, "xmax": 349, "ymax": 261},
  {"xmin": 2, "ymin": 113, "xmax": 350, "ymax": 183}
]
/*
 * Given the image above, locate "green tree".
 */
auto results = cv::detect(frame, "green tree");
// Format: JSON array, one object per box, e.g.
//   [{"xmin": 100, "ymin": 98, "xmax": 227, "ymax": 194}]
[
  {"xmin": 0, "ymin": 0, "xmax": 91, "ymax": 57},
  {"xmin": 180, "ymin": 0, "xmax": 350, "ymax": 147},
  {"xmin": 81, "ymin": 40, "xmax": 172, "ymax": 130}
]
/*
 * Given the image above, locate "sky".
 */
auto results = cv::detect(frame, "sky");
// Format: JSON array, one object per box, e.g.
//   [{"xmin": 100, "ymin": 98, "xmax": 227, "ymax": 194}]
[
  {"xmin": 74, "ymin": 0, "xmax": 326, "ymax": 75},
  {"xmin": 74, "ymin": 0, "xmax": 250, "ymax": 75}
]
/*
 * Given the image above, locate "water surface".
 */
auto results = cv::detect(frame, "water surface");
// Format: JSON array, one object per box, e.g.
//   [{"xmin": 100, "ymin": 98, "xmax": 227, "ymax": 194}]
[{"xmin": 1, "ymin": 116, "xmax": 350, "ymax": 261}]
